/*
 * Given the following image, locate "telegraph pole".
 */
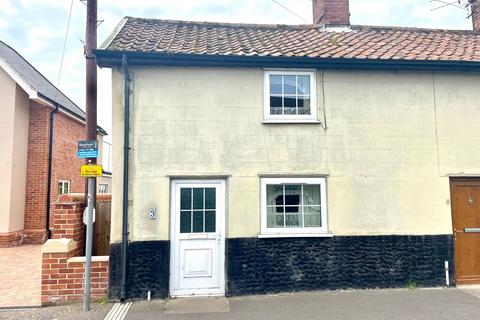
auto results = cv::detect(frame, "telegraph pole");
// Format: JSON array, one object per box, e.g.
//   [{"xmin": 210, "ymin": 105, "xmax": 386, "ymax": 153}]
[
  {"xmin": 86, "ymin": 0, "xmax": 97, "ymax": 144},
  {"xmin": 83, "ymin": 0, "xmax": 97, "ymax": 312}
]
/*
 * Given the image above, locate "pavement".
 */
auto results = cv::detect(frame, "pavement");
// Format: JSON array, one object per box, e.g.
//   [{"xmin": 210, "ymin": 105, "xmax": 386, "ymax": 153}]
[
  {"xmin": 0, "ymin": 244, "xmax": 42, "ymax": 308},
  {"xmin": 0, "ymin": 302, "xmax": 111, "ymax": 320},
  {"xmin": 125, "ymin": 288, "xmax": 480, "ymax": 320},
  {"xmin": 2, "ymin": 287, "xmax": 480, "ymax": 320},
  {"xmin": 163, "ymin": 297, "xmax": 230, "ymax": 315}
]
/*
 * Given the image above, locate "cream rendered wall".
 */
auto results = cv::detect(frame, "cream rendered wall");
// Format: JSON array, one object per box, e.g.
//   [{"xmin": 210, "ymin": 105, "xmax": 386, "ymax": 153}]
[
  {"xmin": 434, "ymin": 72, "xmax": 480, "ymax": 175},
  {"xmin": 9, "ymin": 84, "xmax": 29, "ymax": 231},
  {"xmin": 110, "ymin": 69, "xmax": 125, "ymax": 242},
  {"xmin": 97, "ymin": 134, "xmax": 104, "ymax": 164},
  {"xmin": 0, "ymin": 69, "xmax": 29, "ymax": 233},
  {"xmin": 110, "ymin": 67, "xmax": 480, "ymax": 242},
  {"xmin": 96, "ymin": 134, "xmax": 112, "ymax": 192},
  {"xmin": 0, "ymin": 67, "xmax": 16, "ymax": 233}
]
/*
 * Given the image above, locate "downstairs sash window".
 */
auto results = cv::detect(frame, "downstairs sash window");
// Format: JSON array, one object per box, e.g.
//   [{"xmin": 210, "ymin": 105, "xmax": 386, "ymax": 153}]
[{"xmin": 260, "ymin": 177, "xmax": 328, "ymax": 236}]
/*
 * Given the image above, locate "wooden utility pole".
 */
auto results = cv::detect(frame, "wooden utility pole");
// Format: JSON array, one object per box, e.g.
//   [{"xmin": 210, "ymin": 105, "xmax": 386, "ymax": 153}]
[
  {"xmin": 84, "ymin": 0, "xmax": 97, "ymax": 312},
  {"xmin": 86, "ymin": 0, "xmax": 97, "ymax": 146}
]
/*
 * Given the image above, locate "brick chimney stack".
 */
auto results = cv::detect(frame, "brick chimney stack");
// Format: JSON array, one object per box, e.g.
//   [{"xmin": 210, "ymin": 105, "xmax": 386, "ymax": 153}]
[
  {"xmin": 312, "ymin": 0, "xmax": 350, "ymax": 26},
  {"xmin": 470, "ymin": 0, "xmax": 480, "ymax": 31}
]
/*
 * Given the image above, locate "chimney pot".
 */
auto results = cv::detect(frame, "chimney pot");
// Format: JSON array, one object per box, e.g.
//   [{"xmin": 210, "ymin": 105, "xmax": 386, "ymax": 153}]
[{"xmin": 313, "ymin": 0, "xmax": 350, "ymax": 26}]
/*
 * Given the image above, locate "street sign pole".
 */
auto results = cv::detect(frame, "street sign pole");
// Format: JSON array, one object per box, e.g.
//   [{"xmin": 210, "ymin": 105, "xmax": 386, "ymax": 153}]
[
  {"xmin": 83, "ymin": 177, "xmax": 95, "ymax": 311},
  {"xmin": 84, "ymin": 0, "xmax": 97, "ymax": 311}
]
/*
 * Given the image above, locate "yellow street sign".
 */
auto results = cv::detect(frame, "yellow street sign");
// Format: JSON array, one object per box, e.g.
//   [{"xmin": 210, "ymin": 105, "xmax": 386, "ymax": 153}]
[{"xmin": 80, "ymin": 164, "xmax": 103, "ymax": 177}]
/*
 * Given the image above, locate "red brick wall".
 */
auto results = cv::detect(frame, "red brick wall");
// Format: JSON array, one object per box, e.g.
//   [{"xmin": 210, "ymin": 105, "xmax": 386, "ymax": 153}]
[
  {"xmin": 312, "ymin": 0, "xmax": 350, "ymax": 26},
  {"xmin": 51, "ymin": 110, "xmax": 86, "ymax": 201},
  {"xmin": 472, "ymin": 0, "xmax": 480, "ymax": 31},
  {"xmin": 50, "ymin": 193, "xmax": 112, "ymax": 256},
  {"xmin": 51, "ymin": 195, "xmax": 86, "ymax": 256},
  {"xmin": 23, "ymin": 102, "xmax": 50, "ymax": 243},
  {"xmin": 0, "ymin": 231, "xmax": 24, "ymax": 247},
  {"xmin": 41, "ymin": 248, "xmax": 108, "ymax": 305},
  {"xmin": 23, "ymin": 102, "xmax": 86, "ymax": 244}
]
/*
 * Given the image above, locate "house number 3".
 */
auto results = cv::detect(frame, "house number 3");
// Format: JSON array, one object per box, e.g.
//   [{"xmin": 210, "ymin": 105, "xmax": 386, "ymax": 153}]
[{"xmin": 149, "ymin": 208, "xmax": 157, "ymax": 220}]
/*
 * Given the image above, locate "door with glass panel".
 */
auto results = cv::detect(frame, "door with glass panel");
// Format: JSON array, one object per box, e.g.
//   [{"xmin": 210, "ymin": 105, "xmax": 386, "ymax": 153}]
[{"xmin": 170, "ymin": 180, "xmax": 225, "ymax": 296}]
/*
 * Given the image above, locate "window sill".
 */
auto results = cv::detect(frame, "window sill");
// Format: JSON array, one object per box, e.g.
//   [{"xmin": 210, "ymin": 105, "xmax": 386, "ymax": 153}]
[
  {"xmin": 262, "ymin": 119, "xmax": 321, "ymax": 124},
  {"xmin": 258, "ymin": 233, "xmax": 334, "ymax": 239}
]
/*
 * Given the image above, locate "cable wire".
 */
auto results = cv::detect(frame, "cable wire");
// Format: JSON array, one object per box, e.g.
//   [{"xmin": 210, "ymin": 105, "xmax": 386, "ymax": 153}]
[
  {"xmin": 271, "ymin": 0, "xmax": 309, "ymax": 23},
  {"xmin": 56, "ymin": 0, "xmax": 74, "ymax": 91},
  {"xmin": 430, "ymin": 0, "xmax": 468, "ymax": 11}
]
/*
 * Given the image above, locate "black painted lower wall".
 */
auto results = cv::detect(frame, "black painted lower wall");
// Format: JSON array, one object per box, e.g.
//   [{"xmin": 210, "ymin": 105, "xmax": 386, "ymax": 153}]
[
  {"xmin": 109, "ymin": 241, "xmax": 170, "ymax": 300},
  {"xmin": 227, "ymin": 235, "xmax": 454, "ymax": 296},
  {"xmin": 108, "ymin": 235, "xmax": 453, "ymax": 300}
]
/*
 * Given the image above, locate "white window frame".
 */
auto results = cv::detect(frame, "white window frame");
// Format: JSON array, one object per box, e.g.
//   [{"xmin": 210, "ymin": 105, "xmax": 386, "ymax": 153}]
[
  {"xmin": 58, "ymin": 180, "xmax": 70, "ymax": 195},
  {"xmin": 260, "ymin": 177, "xmax": 330, "ymax": 237},
  {"xmin": 263, "ymin": 70, "xmax": 318, "ymax": 123},
  {"xmin": 98, "ymin": 184, "xmax": 108, "ymax": 193}
]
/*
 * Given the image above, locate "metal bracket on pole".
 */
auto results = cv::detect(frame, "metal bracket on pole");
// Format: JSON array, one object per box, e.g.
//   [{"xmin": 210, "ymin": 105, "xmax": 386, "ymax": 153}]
[{"xmin": 83, "ymin": 208, "xmax": 96, "ymax": 224}]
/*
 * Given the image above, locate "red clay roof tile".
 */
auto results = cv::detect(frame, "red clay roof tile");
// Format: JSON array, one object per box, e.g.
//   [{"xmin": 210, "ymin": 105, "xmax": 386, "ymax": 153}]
[{"xmin": 103, "ymin": 17, "xmax": 480, "ymax": 62}]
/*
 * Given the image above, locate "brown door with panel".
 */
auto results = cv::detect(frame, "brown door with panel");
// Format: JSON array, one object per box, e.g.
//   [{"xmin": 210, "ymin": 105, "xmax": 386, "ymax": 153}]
[{"xmin": 450, "ymin": 178, "xmax": 480, "ymax": 284}]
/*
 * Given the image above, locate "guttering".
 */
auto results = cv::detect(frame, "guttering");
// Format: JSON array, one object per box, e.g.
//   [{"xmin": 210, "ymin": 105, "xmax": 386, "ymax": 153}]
[
  {"xmin": 45, "ymin": 104, "xmax": 59, "ymax": 239},
  {"xmin": 120, "ymin": 54, "xmax": 130, "ymax": 301},
  {"xmin": 94, "ymin": 49, "xmax": 480, "ymax": 72},
  {"xmin": 36, "ymin": 92, "xmax": 108, "ymax": 136}
]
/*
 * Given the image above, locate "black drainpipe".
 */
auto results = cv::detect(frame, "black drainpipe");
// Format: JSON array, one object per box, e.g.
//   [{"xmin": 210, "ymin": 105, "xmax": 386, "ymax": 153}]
[
  {"xmin": 120, "ymin": 54, "xmax": 130, "ymax": 301},
  {"xmin": 45, "ymin": 103, "xmax": 59, "ymax": 239}
]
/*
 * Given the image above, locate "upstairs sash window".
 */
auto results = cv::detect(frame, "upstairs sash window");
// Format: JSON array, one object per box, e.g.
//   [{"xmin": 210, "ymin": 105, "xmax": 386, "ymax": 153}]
[{"xmin": 264, "ymin": 70, "xmax": 317, "ymax": 123}]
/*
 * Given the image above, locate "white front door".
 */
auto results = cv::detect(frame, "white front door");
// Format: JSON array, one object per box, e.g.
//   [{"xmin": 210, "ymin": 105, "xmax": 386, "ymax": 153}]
[{"xmin": 170, "ymin": 180, "xmax": 225, "ymax": 297}]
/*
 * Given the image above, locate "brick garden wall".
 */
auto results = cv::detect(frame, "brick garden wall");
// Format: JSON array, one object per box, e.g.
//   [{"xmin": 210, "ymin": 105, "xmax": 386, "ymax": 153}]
[
  {"xmin": 50, "ymin": 193, "xmax": 112, "ymax": 256},
  {"xmin": 41, "ymin": 239, "xmax": 109, "ymax": 305},
  {"xmin": 50, "ymin": 194, "xmax": 86, "ymax": 256},
  {"xmin": 40, "ymin": 193, "xmax": 111, "ymax": 304}
]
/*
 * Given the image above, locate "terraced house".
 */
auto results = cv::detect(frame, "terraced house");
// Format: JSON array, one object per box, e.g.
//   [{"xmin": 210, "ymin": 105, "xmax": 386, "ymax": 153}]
[{"xmin": 95, "ymin": 0, "xmax": 480, "ymax": 300}]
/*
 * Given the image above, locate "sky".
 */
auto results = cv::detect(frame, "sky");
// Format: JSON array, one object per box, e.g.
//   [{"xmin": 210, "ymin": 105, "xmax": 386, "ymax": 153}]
[{"xmin": 0, "ymin": 0, "xmax": 474, "ymax": 140}]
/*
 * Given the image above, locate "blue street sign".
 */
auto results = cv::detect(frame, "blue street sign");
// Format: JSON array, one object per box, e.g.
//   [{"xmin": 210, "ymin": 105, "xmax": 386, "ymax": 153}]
[{"xmin": 78, "ymin": 140, "xmax": 98, "ymax": 159}]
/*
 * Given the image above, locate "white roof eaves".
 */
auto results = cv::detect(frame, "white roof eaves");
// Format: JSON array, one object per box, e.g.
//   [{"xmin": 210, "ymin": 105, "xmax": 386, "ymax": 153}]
[{"xmin": 0, "ymin": 56, "xmax": 40, "ymax": 100}]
